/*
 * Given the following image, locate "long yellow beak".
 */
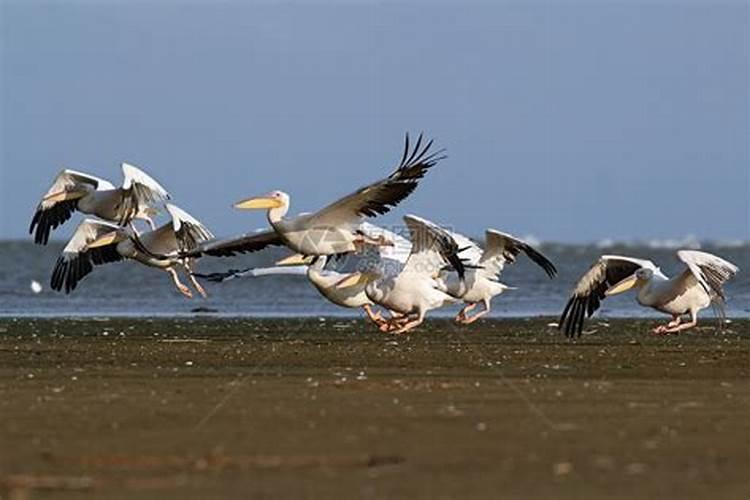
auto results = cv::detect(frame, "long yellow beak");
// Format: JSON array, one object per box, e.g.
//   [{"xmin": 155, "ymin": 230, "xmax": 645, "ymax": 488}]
[
  {"xmin": 276, "ymin": 253, "xmax": 314, "ymax": 266},
  {"xmin": 234, "ymin": 196, "xmax": 283, "ymax": 210},
  {"xmin": 88, "ymin": 231, "xmax": 120, "ymax": 249},
  {"xmin": 605, "ymin": 274, "xmax": 639, "ymax": 296},
  {"xmin": 334, "ymin": 272, "xmax": 376, "ymax": 289}
]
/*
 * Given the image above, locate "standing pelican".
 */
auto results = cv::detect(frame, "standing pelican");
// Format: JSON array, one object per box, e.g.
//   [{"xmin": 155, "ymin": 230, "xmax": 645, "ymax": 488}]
[
  {"xmin": 30, "ymin": 163, "xmax": 170, "ymax": 244},
  {"xmin": 337, "ymin": 215, "xmax": 466, "ymax": 334},
  {"xmin": 441, "ymin": 230, "xmax": 557, "ymax": 324},
  {"xmin": 559, "ymin": 250, "xmax": 739, "ymax": 337},
  {"xmin": 50, "ymin": 204, "xmax": 213, "ymax": 298},
  {"xmin": 201, "ymin": 133, "xmax": 444, "ymax": 258}
]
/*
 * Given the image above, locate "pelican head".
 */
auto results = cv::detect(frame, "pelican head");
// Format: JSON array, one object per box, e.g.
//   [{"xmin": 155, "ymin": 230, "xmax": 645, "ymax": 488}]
[
  {"xmin": 605, "ymin": 268, "xmax": 652, "ymax": 296},
  {"xmin": 234, "ymin": 191, "xmax": 289, "ymax": 210}
]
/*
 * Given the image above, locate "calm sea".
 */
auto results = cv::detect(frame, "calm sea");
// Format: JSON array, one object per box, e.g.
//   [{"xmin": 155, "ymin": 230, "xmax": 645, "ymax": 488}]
[{"xmin": 1, "ymin": 240, "xmax": 748, "ymax": 319}]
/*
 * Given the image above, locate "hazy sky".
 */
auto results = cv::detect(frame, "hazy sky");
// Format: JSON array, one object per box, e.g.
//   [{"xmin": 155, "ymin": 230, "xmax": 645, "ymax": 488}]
[{"xmin": 1, "ymin": 0, "xmax": 748, "ymax": 243}]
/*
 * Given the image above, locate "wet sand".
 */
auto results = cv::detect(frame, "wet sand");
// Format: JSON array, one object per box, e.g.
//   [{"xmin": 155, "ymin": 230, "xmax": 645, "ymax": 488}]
[{"xmin": 1, "ymin": 317, "xmax": 749, "ymax": 499}]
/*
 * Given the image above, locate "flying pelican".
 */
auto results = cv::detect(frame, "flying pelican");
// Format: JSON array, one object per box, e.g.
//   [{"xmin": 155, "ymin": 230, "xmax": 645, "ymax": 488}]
[
  {"xmin": 440, "ymin": 230, "xmax": 557, "ymax": 324},
  {"xmin": 559, "ymin": 250, "xmax": 739, "ymax": 337},
  {"xmin": 193, "ymin": 222, "xmax": 413, "ymax": 326},
  {"xmin": 336, "ymin": 215, "xmax": 466, "ymax": 334},
  {"xmin": 50, "ymin": 203, "xmax": 213, "ymax": 298},
  {"xmin": 192, "ymin": 133, "xmax": 444, "ymax": 259},
  {"xmin": 198, "ymin": 256, "xmax": 388, "ymax": 325},
  {"xmin": 30, "ymin": 163, "xmax": 170, "ymax": 244}
]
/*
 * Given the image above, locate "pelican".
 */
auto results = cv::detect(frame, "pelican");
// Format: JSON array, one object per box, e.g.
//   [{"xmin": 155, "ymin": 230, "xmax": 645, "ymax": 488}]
[
  {"xmin": 30, "ymin": 163, "xmax": 170, "ymax": 244},
  {"xmin": 559, "ymin": 250, "xmax": 739, "ymax": 337},
  {"xmin": 50, "ymin": 203, "xmax": 213, "ymax": 298},
  {"xmin": 193, "ymin": 222, "xmax": 413, "ymax": 326},
  {"xmin": 336, "ymin": 215, "xmax": 466, "ymax": 334},
  {"xmin": 198, "ymin": 133, "xmax": 444, "ymax": 258},
  {"xmin": 440, "ymin": 230, "xmax": 557, "ymax": 324}
]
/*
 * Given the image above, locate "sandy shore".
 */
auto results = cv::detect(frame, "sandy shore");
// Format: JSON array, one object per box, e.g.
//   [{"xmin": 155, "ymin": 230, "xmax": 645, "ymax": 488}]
[{"xmin": 1, "ymin": 317, "xmax": 749, "ymax": 499}]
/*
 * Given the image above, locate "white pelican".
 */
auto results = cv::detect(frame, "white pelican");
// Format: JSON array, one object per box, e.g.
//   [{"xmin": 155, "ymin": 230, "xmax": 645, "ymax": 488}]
[
  {"xmin": 559, "ymin": 250, "xmax": 739, "ymax": 337},
  {"xmin": 207, "ymin": 133, "xmax": 444, "ymax": 258},
  {"xmin": 336, "ymin": 215, "xmax": 466, "ymax": 334},
  {"xmin": 30, "ymin": 163, "xmax": 170, "ymax": 244},
  {"xmin": 50, "ymin": 204, "xmax": 213, "ymax": 298},
  {"xmin": 193, "ymin": 223, "xmax": 413, "ymax": 326},
  {"xmin": 198, "ymin": 256, "xmax": 388, "ymax": 325},
  {"xmin": 440, "ymin": 230, "xmax": 557, "ymax": 324}
]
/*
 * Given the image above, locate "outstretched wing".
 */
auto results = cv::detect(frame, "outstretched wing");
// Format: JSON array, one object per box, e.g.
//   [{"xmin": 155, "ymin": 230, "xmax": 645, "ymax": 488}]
[
  {"xmin": 444, "ymin": 230, "xmax": 484, "ymax": 267},
  {"xmin": 29, "ymin": 169, "xmax": 114, "ymax": 245},
  {"xmin": 478, "ymin": 230, "xmax": 557, "ymax": 280},
  {"xmin": 193, "ymin": 265, "xmax": 309, "ymax": 283},
  {"xmin": 559, "ymin": 255, "xmax": 654, "ymax": 337},
  {"xmin": 165, "ymin": 204, "xmax": 214, "ymax": 253},
  {"xmin": 183, "ymin": 229, "xmax": 285, "ymax": 258},
  {"xmin": 307, "ymin": 133, "xmax": 445, "ymax": 227},
  {"xmin": 402, "ymin": 215, "xmax": 465, "ymax": 280},
  {"xmin": 50, "ymin": 219, "xmax": 124, "ymax": 293},
  {"xmin": 117, "ymin": 163, "xmax": 171, "ymax": 225},
  {"xmin": 676, "ymin": 250, "xmax": 739, "ymax": 302}
]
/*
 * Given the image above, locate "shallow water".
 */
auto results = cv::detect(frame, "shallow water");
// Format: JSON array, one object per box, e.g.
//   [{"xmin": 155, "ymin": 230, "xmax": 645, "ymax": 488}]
[{"xmin": 1, "ymin": 240, "xmax": 748, "ymax": 318}]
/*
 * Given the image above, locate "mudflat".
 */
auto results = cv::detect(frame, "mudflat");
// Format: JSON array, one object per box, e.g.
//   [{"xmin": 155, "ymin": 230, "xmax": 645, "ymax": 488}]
[{"xmin": 1, "ymin": 317, "xmax": 748, "ymax": 499}]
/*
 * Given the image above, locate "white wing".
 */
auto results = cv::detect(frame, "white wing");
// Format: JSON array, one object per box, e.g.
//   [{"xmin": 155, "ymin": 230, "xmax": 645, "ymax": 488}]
[
  {"xmin": 445, "ymin": 229, "xmax": 484, "ymax": 267},
  {"xmin": 165, "ymin": 203, "xmax": 214, "ymax": 253},
  {"xmin": 30, "ymin": 169, "xmax": 115, "ymax": 244},
  {"xmin": 559, "ymin": 255, "xmax": 656, "ymax": 337},
  {"xmin": 121, "ymin": 163, "xmax": 170, "ymax": 202},
  {"xmin": 117, "ymin": 163, "xmax": 171, "ymax": 224},
  {"xmin": 401, "ymin": 215, "xmax": 465, "ymax": 280},
  {"xmin": 50, "ymin": 219, "xmax": 125, "ymax": 293},
  {"xmin": 477, "ymin": 229, "xmax": 557, "ymax": 280},
  {"xmin": 676, "ymin": 250, "xmax": 739, "ymax": 301}
]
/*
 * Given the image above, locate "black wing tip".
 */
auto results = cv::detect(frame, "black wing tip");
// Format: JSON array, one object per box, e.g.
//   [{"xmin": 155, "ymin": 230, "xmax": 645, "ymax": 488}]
[{"xmin": 558, "ymin": 296, "xmax": 585, "ymax": 338}]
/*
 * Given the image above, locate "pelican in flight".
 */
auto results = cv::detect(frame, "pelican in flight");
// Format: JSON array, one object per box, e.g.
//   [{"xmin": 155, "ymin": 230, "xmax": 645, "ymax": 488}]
[
  {"xmin": 441, "ymin": 230, "xmax": 557, "ymax": 324},
  {"xmin": 50, "ymin": 204, "xmax": 213, "ymax": 298},
  {"xmin": 197, "ymin": 133, "xmax": 444, "ymax": 259},
  {"xmin": 30, "ymin": 163, "xmax": 170, "ymax": 244},
  {"xmin": 336, "ymin": 215, "xmax": 466, "ymax": 334},
  {"xmin": 194, "ymin": 222, "xmax": 412, "ymax": 326},
  {"xmin": 559, "ymin": 250, "xmax": 739, "ymax": 337}
]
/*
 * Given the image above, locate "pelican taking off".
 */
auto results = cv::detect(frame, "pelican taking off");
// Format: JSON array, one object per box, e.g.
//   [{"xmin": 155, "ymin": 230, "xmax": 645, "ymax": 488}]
[
  {"xmin": 442, "ymin": 230, "xmax": 557, "ymax": 324},
  {"xmin": 559, "ymin": 250, "xmax": 738, "ymax": 337},
  {"xmin": 200, "ymin": 133, "xmax": 444, "ymax": 258},
  {"xmin": 30, "ymin": 163, "xmax": 170, "ymax": 244},
  {"xmin": 194, "ymin": 222, "xmax": 413, "ymax": 326},
  {"xmin": 50, "ymin": 204, "xmax": 213, "ymax": 298},
  {"xmin": 337, "ymin": 215, "xmax": 466, "ymax": 334}
]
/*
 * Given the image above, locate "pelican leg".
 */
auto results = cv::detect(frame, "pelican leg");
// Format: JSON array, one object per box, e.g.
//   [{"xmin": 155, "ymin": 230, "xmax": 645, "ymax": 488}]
[
  {"xmin": 363, "ymin": 304, "xmax": 386, "ymax": 326},
  {"xmin": 455, "ymin": 303, "xmax": 477, "ymax": 323},
  {"xmin": 167, "ymin": 267, "xmax": 193, "ymax": 298},
  {"xmin": 663, "ymin": 312, "xmax": 698, "ymax": 334},
  {"xmin": 379, "ymin": 314, "xmax": 411, "ymax": 333},
  {"xmin": 183, "ymin": 261, "xmax": 208, "ymax": 298},
  {"xmin": 353, "ymin": 234, "xmax": 394, "ymax": 253},
  {"xmin": 653, "ymin": 315, "xmax": 681, "ymax": 334},
  {"xmin": 461, "ymin": 299, "xmax": 491, "ymax": 325},
  {"xmin": 392, "ymin": 311, "xmax": 425, "ymax": 334}
]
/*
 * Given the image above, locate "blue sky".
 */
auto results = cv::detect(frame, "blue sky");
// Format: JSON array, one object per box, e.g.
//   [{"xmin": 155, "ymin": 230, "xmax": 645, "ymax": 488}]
[{"xmin": 1, "ymin": 0, "xmax": 748, "ymax": 243}]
